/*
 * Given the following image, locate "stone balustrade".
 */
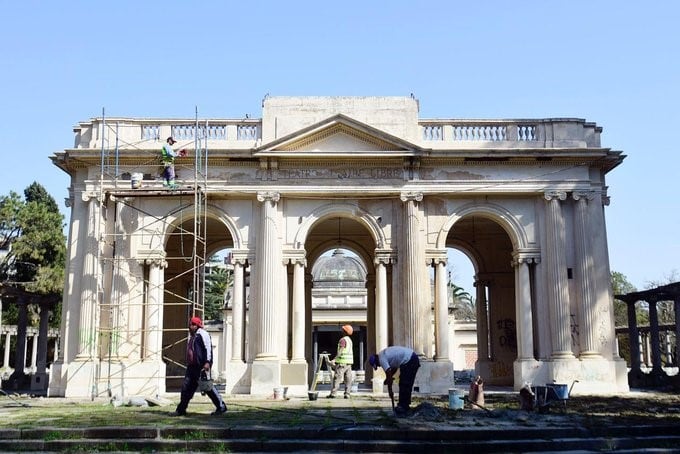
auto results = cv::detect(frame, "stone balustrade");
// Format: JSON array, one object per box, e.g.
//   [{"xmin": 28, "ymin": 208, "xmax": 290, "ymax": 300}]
[
  {"xmin": 71, "ymin": 117, "xmax": 602, "ymax": 150},
  {"xmin": 72, "ymin": 119, "xmax": 263, "ymax": 150},
  {"xmin": 0, "ymin": 325, "xmax": 60, "ymax": 379},
  {"xmin": 419, "ymin": 118, "xmax": 602, "ymax": 148}
]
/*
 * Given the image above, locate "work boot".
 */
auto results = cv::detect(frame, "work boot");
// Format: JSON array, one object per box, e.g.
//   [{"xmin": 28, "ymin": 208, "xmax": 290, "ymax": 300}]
[
  {"xmin": 327, "ymin": 394, "xmax": 336, "ymax": 399},
  {"xmin": 211, "ymin": 404, "xmax": 227, "ymax": 416},
  {"xmin": 344, "ymin": 394, "xmax": 350, "ymax": 399},
  {"xmin": 169, "ymin": 410, "xmax": 186, "ymax": 417},
  {"xmin": 394, "ymin": 406, "xmax": 409, "ymax": 418}
]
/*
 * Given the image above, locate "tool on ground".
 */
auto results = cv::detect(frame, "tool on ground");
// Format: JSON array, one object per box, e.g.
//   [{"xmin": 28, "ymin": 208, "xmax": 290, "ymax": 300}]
[
  {"xmin": 389, "ymin": 388, "xmax": 396, "ymax": 414},
  {"xmin": 0, "ymin": 389, "xmax": 30, "ymax": 408},
  {"xmin": 463, "ymin": 395, "xmax": 494, "ymax": 415}
]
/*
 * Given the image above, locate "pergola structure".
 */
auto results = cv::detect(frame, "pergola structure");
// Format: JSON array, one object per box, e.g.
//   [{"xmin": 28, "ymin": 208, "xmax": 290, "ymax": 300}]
[
  {"xmin": 615, "ymin": 282, "xmax": 680, "ymax": 387},
  {"xmin": 0, "ymin": 284, "xmax": 60, "ymax": 392}
]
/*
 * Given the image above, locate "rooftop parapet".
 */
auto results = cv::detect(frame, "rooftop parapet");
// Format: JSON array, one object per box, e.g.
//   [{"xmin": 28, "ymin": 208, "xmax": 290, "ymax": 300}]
[{"xmin": 72, "ymin": 117, "xmax": 602, "ymax": 151}]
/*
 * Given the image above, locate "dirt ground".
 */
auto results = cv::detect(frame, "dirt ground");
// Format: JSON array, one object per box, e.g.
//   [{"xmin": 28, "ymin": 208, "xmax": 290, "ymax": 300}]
[{"xmin": 476, "ymin": 389, "xmax": 680, "ymax": 425}]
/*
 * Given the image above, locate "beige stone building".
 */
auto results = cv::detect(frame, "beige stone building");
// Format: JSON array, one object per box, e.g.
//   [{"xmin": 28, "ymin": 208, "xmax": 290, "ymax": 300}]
[{"xmin": 48, "ymin": 96, "xmax": 627, "ymax": 398}]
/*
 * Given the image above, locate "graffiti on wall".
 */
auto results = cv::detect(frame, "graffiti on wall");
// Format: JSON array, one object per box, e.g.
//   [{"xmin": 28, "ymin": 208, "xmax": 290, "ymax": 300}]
[{"xmin": 496, "ymin": 318, "xmax": 516, "ymax": 350}]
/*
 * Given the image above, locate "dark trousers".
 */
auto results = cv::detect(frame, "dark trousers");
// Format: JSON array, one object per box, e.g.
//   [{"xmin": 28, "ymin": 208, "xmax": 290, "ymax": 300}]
[
  {"xmin": 175, "ymin": 365, "xmax": 225, "ymax": 414},
  {"xmin": 397, "ymin": 353, "xmax": 420, "ymax": 410}
]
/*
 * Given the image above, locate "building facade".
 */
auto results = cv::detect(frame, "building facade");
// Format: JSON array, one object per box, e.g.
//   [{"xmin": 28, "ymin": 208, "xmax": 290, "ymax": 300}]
[{"xmin": 48, "ymin": 96, "xmax": 627, "ymax": 398}]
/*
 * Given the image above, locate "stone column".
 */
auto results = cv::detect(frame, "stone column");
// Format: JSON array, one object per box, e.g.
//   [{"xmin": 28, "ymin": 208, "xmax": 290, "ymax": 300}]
[
  {"xmin": 231, "ymin": 258, "xmax": 245, "ymax": 362},
  {"xmin": 144, "ymin": 257, "xmax": 166, "ymax": 360},
  {"xmin": 400, "ymin": 192, "xmax": 426, "ymax": 355},
  {"xmin": 573, "ymin": 191, "xmax": 601, "ymax": 358},
  {"xmin": 374, "ymin": 254, "xmax": 389, "ymax": 353},
  {"xmin": 76, "ymin": 193, "xmax": 102, "ymax": 359},
  {"xmin": 434, "ymin": 257, "xmax": 450, "ymax": 360},
  {"xmin": 475, "ymin": 278, "xmax": 489, "ymax": 360},
  {"xmin": 544, "ymin": 190, "xmax": 574, "ymax": 358},
  {"xmin": 15, "ymin": 299, "xmax": 28, "ymax": 373},
  {"xmin": 254, "ymin": 191, "xmax": 280, "ymax": 359},
  {"xmin": 513, "ymin": 255, "xmax": 535, "ymax": 360},
  {"xmin": 648, "ymin": 299, "xmax": 663, "ymax": 374},
  {"xmin": 30, "ymin": 332, "xmax": 38, "ymax": 373},
  {"xmin": 32, "ymin": 303, "xmax": 52, "ymax": 389},
  {"xmin": 675, "ymin": 297, "xmax": 680, "ymax": 368},
  {"xmin": 626, "ymin": 301, "xmax": 641, "ymax": 373},
  {"xmin": 291, "ymin": 257, "xmax": 306, "ymax": 362},
  {"xmin": 3, "ymin": 332, "xmax": 10, "ymax": 368}
]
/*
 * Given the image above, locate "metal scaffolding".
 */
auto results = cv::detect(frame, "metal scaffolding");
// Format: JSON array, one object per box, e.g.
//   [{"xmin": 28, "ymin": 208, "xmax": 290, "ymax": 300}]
[{"xmin": 92, "ymin": 107, "xmax": 210, "ymax": 396}]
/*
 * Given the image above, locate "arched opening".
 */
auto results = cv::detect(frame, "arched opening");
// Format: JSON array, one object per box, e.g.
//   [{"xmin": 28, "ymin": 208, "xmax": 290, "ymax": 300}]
[
  {"xmin": 162, "ymin": 215, "xmax": 235, "ymax": 390},
  {"xmin": 447, "ymin": 214, "xmax": 516, "ymax": 386},
  {"xmin": 446, "ymin": 247, "xmax": 478, "ymax": 380},
  {"xmin": 302, "ymin": 215, "xmax": 379, "ymax": 391}
]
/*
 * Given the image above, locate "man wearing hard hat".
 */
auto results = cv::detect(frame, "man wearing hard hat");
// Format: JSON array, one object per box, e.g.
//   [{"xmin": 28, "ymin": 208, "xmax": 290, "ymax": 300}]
[{"xmin": 327, "ymin": 324, "xmax": 354, "ymax": 399}]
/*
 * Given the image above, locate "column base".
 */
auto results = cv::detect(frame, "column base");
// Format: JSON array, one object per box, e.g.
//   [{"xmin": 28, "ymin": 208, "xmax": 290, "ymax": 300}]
[
  {"xmin": 250, "ymin": 359, "xmax": 281, "ymax": 396},
  {"xmin": 414, "ymin": 359, "xmax": 454, "ymax": 394},
  {"xmin": 513, "ymin": 358, "xmax": 542, "ymax": 390}
]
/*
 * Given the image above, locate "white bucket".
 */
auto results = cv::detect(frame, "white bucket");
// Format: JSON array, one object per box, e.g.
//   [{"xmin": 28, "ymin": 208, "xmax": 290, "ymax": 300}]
[
  {"xmin": 448, "ymin": 388, "xmax": 464, "ymax": 410},
  {"xmin": 273, "ymin": 387, "xmax": 284, "ymax": 400},
  {"xmin": 131, "ymin": 173, "xmax": 143, "ymax": 189}
]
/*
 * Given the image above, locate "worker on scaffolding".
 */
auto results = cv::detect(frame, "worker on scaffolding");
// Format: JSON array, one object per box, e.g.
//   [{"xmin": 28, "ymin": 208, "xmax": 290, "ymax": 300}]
[{"xmin": 161, "ymin": 136, "xmax": 186, "ymax": 189}]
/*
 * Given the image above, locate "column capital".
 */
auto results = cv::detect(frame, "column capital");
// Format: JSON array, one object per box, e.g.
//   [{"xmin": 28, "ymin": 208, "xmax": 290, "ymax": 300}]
[
  {"xmin": 283, "ymin": 248, "xmax": 306, "ymax": 267},
  {"xmin": 374, "ymin": 248, "xmax": 395, "ymax": 265},
  {"xmin": 143, "ymin": 258, "xmax": 168, "ymax": 268},
  {"xmin": 544, "ymin": 190, "xmax": 567, "ymax": 201},
  {"xmin": 257, "ymin": 191, "xmax": 280, "ymax": 203},
  {"xmin": 286, "ymin": 257, "xmax": 307, "ymax": 267},
  {"xmin": 428, "ymin": 252, "xmax": 448, "ymax": 266},
  {"xmin": 512, "ymin": 251, "xmax": 541, "ymax": 266},
  {"xmin": 572, "ymin": 190, "xmax": 596, "ymax": 202},
  {"xmin": 136, "ymin": 249, "xmax": 167, "ymax": 266},
  {"xmin": 228, "ymin": 250, "xmax": 250, "ymax": 266},
  {"xmin": 82, "ymin": 191, "xmax": 101, "ymax": 202},
  {"xmin": 400, "ymin": 192, "xmax": 423, "ymax": 202}
]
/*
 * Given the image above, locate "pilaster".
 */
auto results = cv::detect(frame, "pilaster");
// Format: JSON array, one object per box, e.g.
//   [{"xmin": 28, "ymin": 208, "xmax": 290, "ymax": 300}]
[{"xmin": 543, "ymin": 190, "xmax": 574, "ymax": 359}]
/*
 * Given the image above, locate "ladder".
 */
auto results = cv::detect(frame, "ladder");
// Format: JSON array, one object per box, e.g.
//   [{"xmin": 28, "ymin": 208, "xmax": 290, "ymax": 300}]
[{"xmin": 309, "ymin": 353, "xmax": 333, "ymax": 392}]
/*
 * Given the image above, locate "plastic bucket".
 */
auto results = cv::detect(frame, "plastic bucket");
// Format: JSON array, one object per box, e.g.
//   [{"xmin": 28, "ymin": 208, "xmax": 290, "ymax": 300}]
[
  {"xmin": 131, "ymin": 173, "xmax": 143, "ymax": 189},
  {"xmin": 308, "ymin": 391, "xmax": 318, "ymax": 401},
  {"xmin": 448, "ymin": 389, "xmax": 464, "ymax": 410},
  {"xmin": 273, "ymin": 387, "xmax": 284, "ymax": 400}
]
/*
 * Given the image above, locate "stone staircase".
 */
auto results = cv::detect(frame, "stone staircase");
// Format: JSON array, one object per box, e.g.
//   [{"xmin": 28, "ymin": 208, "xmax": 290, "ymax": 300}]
[{"xmin": 0, "ymin": 423, "xmax": 678, "ymax": 452}]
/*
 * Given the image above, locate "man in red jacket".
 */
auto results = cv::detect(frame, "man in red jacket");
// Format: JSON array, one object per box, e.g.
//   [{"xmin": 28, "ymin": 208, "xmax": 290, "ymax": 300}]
[{"xmin": 170, "ymin": 316, "xmax": 227, "ymax": 416}]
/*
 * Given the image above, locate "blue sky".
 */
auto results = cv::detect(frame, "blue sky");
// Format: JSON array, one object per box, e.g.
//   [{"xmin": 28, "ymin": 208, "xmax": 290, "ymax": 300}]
[{"xmin": 1, "ymin": 1, "xmax": 677, "ymax": 291}]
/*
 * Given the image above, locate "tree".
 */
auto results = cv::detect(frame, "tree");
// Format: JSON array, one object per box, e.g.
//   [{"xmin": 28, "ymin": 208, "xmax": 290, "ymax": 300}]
[
  {"xmin": 611, "ymin": 271, "xmax": 637, "ymax": 328},
  {"xmin": 0, "ymin": 183, "xmax": 66, "ymax": 327},
  {"xmin": 204, "ymin": 253, "xmax": 236, "ymax": 321},
  {"xmin": 644, "ymin": 270, "xmax": 679, "ymax": 325},
  {"xmin": 449, "ymin": 280, "xmax": 475, "ymax": 321}
]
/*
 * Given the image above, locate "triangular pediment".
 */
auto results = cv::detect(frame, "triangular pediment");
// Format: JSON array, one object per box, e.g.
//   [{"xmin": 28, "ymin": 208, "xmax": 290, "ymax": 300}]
[{"xmin": 255, "ymin": 114, "xmax": 423, "ymax": 157}]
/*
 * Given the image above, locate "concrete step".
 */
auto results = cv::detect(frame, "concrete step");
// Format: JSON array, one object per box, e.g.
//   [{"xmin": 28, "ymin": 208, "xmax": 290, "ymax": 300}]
[{"xmin": 0, "ymin": 424, "xmax": 677, "ymax": 453}]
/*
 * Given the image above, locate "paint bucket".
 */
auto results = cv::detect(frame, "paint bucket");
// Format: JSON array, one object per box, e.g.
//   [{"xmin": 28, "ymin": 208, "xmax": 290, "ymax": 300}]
[
  {"xmin": 308, "ymin": 391, "xmax": 318, "ymax": 401},
  {"xmin": 273, "ymin": 387, "xmax": 284, "ymax": 400},
  {"xmin": 131, "ymin": 173, "xmax": 143, "ymax": 189},
  {"xmin": 351, "ymin": 383, "xmax": 359, "ymax": 393},
  {"xmin": 448, "ymin": 389, "xmax": 464, "ymax": 410}
]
